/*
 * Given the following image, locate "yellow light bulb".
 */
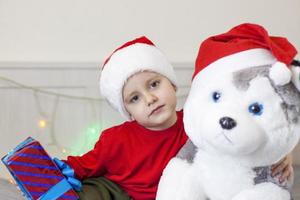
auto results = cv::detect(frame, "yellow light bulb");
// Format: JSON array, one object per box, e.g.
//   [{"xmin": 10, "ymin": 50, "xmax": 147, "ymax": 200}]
[
  {"xmin": 62, "ymin": 149, "xmax": 67, "ymax": 153},
  {"xmin": 38, "ymin": 120, "xmax": 47, "ymax": 128}
]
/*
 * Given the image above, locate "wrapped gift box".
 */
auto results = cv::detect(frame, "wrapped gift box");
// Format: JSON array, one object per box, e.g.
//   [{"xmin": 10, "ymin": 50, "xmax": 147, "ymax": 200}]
[{"xmin": 2, "ymin": 137, "xmax": 79, "ymax": 200}]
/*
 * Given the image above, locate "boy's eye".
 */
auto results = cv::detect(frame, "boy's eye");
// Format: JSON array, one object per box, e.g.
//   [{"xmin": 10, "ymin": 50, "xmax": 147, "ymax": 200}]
[
  {"xmin": 130, "ymin": 95, "xmax": 139, "ymax": 103},
  {"xmin": 150, "ymin": 80, "xmax": 160, "ymax": 88}
]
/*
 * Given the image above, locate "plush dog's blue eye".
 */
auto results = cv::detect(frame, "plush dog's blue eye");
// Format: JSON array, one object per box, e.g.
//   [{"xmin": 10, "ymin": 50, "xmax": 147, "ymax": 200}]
[
  {"xmin": 212, "ymin": 92, "xmax": 221, "ymax": 102},
  {"xmin": 248, "ymin": 103, "xmax": 263, "ymax": 116}
]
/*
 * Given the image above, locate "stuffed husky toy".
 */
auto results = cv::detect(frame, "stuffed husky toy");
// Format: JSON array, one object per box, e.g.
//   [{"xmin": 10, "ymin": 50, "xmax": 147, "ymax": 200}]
[{"xmin": 156, "ymin": 23, "xmax": 300, "ymax": 200}]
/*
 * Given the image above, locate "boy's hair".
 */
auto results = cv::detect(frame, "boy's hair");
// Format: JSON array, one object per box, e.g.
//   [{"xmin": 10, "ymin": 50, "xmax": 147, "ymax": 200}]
[{"xmin": 99, "ymin": 36, "xmax": 178, "ymax": 120}]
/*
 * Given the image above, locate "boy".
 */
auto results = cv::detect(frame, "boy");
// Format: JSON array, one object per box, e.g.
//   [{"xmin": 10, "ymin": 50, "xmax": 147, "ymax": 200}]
[
  {"xmin": 66, "ymin": 36, "xmax": 188, "ymax": 200},
  {"xmin": 64, "ymin": 36, "xmax": 293, "ymax": 200}
]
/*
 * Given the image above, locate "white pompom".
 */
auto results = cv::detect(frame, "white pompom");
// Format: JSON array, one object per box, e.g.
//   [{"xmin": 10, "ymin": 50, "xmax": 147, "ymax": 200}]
[
  {"xmin": 269, "ymin": 62, "xmax": 291, "ymax": 86},
  {"xmin": 291, "ymin": 65, "xmax": 300, "ymax": 91}
]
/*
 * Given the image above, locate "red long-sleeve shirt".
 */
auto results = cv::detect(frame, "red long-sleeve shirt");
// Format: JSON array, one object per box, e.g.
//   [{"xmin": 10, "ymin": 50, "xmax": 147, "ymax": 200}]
[{"xmin": 66, "ymin": 110, "xmax": 187, "ymax": 200}]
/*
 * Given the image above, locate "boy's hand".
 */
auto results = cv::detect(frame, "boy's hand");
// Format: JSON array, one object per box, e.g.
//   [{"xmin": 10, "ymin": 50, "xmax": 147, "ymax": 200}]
[
  {"xmin": 53, "ymin": 158, "xmax": 82, "ymax": 191},
  {"xmin": 271, "ymin": 153, "xmax": 293, "ymax": 183}
]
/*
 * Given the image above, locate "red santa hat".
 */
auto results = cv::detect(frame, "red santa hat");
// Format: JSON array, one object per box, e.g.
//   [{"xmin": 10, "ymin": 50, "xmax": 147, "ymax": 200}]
[
  {"xmin": 100, "ymin": 36, "xmax": 177, "ymax": 120},
  {"xmin": 193, "ymin": 23, "xmax": 298, "ymax": 86}
]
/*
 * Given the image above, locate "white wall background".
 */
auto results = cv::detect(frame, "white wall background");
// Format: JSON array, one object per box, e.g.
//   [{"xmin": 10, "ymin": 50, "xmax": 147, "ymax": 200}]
[
  {"xmin": 0, "ymin": 0, "xmax": 300, "ymax": 179},
  {"xmin": 0, "ymin": 0, "xmax": 300, "ymax": 63}
]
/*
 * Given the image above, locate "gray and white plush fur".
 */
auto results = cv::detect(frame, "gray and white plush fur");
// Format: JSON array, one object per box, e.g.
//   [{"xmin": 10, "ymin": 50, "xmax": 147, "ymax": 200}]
[{"xmin": 156, "ymin": 53, "xmax": 300, "ymax": 200}]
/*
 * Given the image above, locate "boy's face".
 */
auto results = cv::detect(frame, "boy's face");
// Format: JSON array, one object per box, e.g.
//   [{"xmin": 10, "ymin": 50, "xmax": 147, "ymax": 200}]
[{"xmin": 123, "ymin": 71, "xmax": 177, "ymax": 130}]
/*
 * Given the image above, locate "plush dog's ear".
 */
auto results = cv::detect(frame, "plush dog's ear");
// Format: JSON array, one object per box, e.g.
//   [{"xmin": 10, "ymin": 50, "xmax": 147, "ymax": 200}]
[
  {"xmin": 291, "ymin": 60, "xmax": 300, "ymax": 91},
  {"xmin": 269, "ymin": 61, "xmax": 292, "ymax": 86}
]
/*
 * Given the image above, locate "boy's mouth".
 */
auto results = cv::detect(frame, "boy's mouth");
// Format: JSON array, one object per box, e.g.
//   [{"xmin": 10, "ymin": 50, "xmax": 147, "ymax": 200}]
[{"xmin": 149, "ymin": 105, "xmax": 165, "ymax": 116}]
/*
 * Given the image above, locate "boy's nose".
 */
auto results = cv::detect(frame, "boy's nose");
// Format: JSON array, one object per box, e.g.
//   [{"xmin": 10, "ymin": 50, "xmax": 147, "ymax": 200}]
[{"xmin": 145, "ymin": 93, "xmax": 158, "ymax": 106}]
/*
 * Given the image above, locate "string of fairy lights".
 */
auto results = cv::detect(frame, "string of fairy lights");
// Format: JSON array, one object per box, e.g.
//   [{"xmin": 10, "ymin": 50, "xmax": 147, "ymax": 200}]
[
  {"xmin": 0, "ymin": 75, "xmax": 190, "ymax": 185},
  {"xmin": 0, "ymin": 75, "xmax": 105, "ymax": 184},
  {"xmin": 0, "ymin": 75, "xmax": 105, "ymax": 154}
]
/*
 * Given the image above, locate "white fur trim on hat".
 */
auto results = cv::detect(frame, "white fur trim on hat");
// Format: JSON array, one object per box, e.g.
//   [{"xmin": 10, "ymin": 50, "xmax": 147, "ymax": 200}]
[
  {"xmin": 269, "ymin": 62, "xmax": 292, "ymax": 86},
  {"xmin": 100, "ymin": 43, "xmax": 177, "ymax": 120}
]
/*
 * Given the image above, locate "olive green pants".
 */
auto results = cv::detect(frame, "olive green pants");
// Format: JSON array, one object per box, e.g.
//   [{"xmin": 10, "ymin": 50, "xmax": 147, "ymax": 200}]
[{"xmin": 77, "ymin": 177, "xmax": 131, "ymax": 200}]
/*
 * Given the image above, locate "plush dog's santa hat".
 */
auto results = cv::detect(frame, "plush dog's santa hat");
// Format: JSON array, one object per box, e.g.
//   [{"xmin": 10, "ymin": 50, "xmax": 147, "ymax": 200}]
[
  {"xmin": 100, "ymin": 36, "xmax": 177, "ymax": 120},
  {"xmin": 193, "ymin": 23, "xmax": 298, "ymax": 87}
]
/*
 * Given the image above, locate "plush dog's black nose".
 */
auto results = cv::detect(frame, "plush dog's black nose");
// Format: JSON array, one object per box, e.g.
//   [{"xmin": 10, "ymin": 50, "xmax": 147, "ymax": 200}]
[{"xmin": 219, "ymin": 117, "xmax": 237, "ymax": 130}]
